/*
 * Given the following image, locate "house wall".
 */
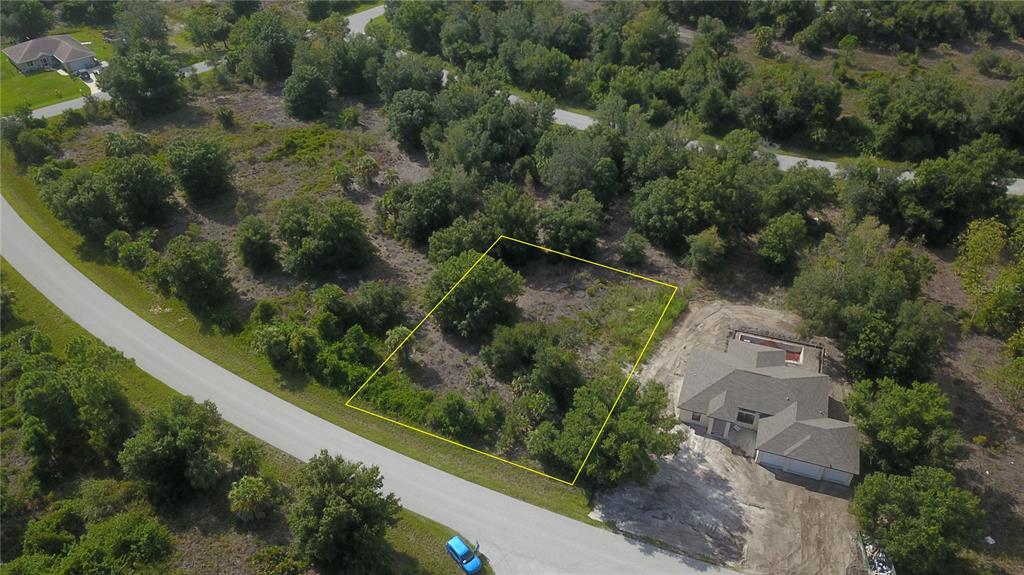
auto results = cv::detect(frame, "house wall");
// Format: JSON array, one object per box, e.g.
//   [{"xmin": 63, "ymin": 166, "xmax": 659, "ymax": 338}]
[
  {"xmin": 755, "ymin": 450, "xmax": 853, "ymax": 486},
  {"xmin": 680, "ymin": 409, "xmax": 707, "ymax": 427}
]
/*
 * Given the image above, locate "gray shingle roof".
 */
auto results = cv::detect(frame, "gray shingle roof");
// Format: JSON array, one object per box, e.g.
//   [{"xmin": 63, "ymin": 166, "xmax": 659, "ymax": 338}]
[
  {"xmin": 678, "ymin": 340, "xmax": 830, "ymax": 421},
  {"xmin": 679, "ymin": 340, "xmax": 859, "ymax": 475},
  {"xmin": 2, "ymin": 35, "xmax": 95, "ymax": 65},
  {"xmin": 755, "ymin": 404, "xmax": 860, "ymax": 474}
]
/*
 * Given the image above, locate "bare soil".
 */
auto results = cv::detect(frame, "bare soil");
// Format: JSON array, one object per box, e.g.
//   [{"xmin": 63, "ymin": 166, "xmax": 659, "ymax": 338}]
[{"xmin": 593, "ymin": 433, "xmax": 862, "ymax": 575}]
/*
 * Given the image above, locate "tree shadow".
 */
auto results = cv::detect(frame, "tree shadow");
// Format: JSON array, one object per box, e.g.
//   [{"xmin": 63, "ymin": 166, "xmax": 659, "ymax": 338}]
[
  {"xmin": 593, "ymin": 438, "xmax": 750, "ymax": 565},
  {"xmin": 957, "ymin": 468, "xmax": 1024, "ymax": 563}
]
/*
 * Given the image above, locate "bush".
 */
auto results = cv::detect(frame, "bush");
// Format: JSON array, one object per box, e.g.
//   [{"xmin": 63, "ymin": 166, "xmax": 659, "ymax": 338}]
[
  {"xmin": 683, "ymin": 226, "xmax": 726, "ymax": 275},
  {"xmin": 216, "ymin": 105, "xmax": 235, "ymax": 128},
  {"xmin": 251, "ymin": 546, "xmax": 308, "ymax": 575},
  {"xmin": 423, "ymin": 252, "xmax": 523, "ymax": 339},
  {"xmin": 352, "ymin": 281, "xmax": 407, "ymax": 336},
  {"xmin": 426, "ymin": 217, "xmax": 492, "ymax": 264},
  {"xmin": 289, "ymin": 451, "xmax": 400, "ymax": 570},
  {"xmin": 230, "ymin": 437, "xmax": 265, "ymax": 476},
  {"xmin": 757, "ymin": 212, "xmax": 807, "ymax": 270},
  {"xmin": 284, "ymin": 65, "xmax": 331, "ymax": 120},
  {"xmin": 276, "ymin": 195, "xmax": 374, "ymax": 277},
  {"xmin": 103, "ymin": 132, "xmax": 155, "ymax": 157},
  {"xmin": 98, "ymin": 50, "xmax": 185, "ymax": 119},
  {"xmin": 118, "ymin": 397, "xmax": 226, "ymax": 500},
  {"xmin": 167, "ymin": 135, "xmax": 234, "ymax": 200},
  {"xmin": 228, "ymin": 475, "xmax": 273, "ymax": 521},
  {"xmin": 376, "ymin": 174, "xmax": 476, "ymax": 244},
  {"xmin": 619, "ymin": 230, "xmax": 648, "ymax": 267},
  {"xmin": 337, "ymin": 107, "xmax": 361, "ymax": 128},
  {"xmin": 540, "ymin": 190, "xmax": 605, "ymax": 257},
  {"xmin": 236, "ymin": 216, "xmax": 278, "ymax": 273},
  {"xmin": 152, "ymin": 230, "xmax": 234, "ymax": 312},
  {"xmin": 386, "ymin": 89, "xmax": 434, "ymax": 149}
]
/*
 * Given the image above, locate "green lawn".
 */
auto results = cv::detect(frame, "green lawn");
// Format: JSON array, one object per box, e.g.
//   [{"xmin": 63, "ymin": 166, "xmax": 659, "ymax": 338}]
[
  {"xmin": 56, "ymin": 26, "xmax": 116, "ymax": 62},
  {"xmin": 1, "ymin": 259, "xmax": 488, "ymax": 575},
  {"xmin": 0, "ymin": 145, "xmax": 595, "ymax": 525},
  {"xmin": 0, "ymin": 57, "xmax": 89, "ymax": 115}
]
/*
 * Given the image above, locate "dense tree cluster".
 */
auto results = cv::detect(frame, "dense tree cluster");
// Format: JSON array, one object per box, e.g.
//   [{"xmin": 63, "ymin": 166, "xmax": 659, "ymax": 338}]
[
  {"xmin": 851, "ymin": 467, "xmax": 983, "ymax": 575},
  {"xmin": 250, "ymin": 281, "xmax": 407, "ymax": 392},
  {"xmin": 788, "ymin": 218, "xmax": 945, "ymax": 383},
  {"xmin": 4, "ymin": 330, "xmax": 136, "ymax": 478},
  {"xmin": 39, "ymin": 154, "xmax": 174, "ymax": 242}
]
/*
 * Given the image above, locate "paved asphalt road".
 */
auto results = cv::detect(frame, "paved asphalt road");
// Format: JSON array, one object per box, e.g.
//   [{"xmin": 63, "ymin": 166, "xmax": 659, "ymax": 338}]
[{"xmin": 1, "ymin": 196, "xmax": 733, "ymax": 574}]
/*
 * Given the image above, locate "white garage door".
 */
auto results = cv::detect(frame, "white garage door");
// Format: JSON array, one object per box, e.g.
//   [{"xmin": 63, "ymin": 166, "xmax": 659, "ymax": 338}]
[
  {"xmin": 822, "ymin": 467, "xmax": 852, "ymax": 486},
  {"xmin": 785, "ymin": 458, "xmax": 824, "ymax": 480},
  {"xmin": 756, "ymin": 451, "xmax": 787, "ymax": 469}
]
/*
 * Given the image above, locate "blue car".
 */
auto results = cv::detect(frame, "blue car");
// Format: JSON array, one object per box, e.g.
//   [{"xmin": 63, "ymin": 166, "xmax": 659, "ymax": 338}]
[{"xmin": 445, "ymin": 535, "xmax": 482, "ymax": 574}]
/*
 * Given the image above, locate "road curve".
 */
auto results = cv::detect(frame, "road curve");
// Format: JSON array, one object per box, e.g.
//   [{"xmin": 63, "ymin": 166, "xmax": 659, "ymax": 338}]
[{"xmin": 0, "ymin": 197, "xmax": 732, "ymax": 575}]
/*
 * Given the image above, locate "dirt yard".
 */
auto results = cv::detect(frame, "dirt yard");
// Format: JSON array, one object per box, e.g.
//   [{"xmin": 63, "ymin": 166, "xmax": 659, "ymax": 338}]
[
  {"xmin": 595, "ymin": 299, "xmax": 863, "ymax": 575},
  {"xmin": 593, "ymin": 433, "xmax": 861, "ymax": 575}
]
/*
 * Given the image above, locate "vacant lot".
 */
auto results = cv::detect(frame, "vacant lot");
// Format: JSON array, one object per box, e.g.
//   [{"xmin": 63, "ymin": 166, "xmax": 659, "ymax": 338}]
[{"xmin": 352, "ymin": 241, "xmax": 680, "ymax": 478}]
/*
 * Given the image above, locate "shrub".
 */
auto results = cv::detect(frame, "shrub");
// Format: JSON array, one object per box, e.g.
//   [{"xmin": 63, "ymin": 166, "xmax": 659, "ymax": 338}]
[
  {"xmin": 228, "ymin": 475, "xmax": 273, "ymax": 521},
  {"xmin": 540, "ymin": 190, "xmax": 605, "ymax": 257},
  {"xmin": 166, "ymin": 135, "xmax": 234, "ymax": 200},
  {"xmin": 283, "ymin": 65, "xmax": 331, "ymax": 120},
  {"xmin": 423, "ymin": 252, "xmax": 524, "ymax": 339},
  {"xmin": 619, "ymin": 230, "xmax": 648, "ymax": 267},
  {"xmin": 216, "ymin": 105, "xmax": 235, "ymax": 128},
  {"xmin": 236, "ymin": 216, "xmax": 278, "ymax": 273},
  {"xmin": 683, "ymin": 226, "xmax": 726, "ymax": 275},
  {"xmin": 276, "ymin": 195, "xmax": 374, "ymax": 277}
]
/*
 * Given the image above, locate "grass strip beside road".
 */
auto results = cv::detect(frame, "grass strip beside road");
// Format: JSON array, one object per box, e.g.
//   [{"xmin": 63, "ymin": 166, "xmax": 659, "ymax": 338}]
[
  {"xmin": 1, "ymin": 260, "xmax": 489, "ymax": 575},
  {"xmin": 0, "ymin": 145, "xmax": 594, "ymax": 524}
]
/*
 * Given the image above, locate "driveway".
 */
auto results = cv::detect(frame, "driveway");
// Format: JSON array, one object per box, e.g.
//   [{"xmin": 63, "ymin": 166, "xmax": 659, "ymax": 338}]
[{"xmin": 1, "ymin": 196, "xmax": 736, "ymax": 574}]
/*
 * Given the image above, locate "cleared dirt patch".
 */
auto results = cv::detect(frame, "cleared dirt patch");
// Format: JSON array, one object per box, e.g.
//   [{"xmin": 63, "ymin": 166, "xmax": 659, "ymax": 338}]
[
  {"xmin": 595, "ymin": 299, "xmax": 861, "ymax": 574},
  {"xmin": 593, "ymin": 433, "xmax": 861, "ymax": 575}
]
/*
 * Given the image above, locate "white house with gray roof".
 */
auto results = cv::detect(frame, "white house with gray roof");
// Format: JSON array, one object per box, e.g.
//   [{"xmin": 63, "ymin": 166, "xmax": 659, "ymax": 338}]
[
  {"xmin": 3, "ymin": 35, "xmax": 97, "ymax": 74},
  {"xmin": 678, "ymin": 340, "xmax": 859, "ymax": 486}
]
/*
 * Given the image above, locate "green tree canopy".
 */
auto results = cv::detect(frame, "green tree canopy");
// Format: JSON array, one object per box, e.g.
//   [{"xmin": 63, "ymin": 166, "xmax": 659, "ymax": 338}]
[
  {"xmin": 540, "ymin": 190, "xmax": 605, "ymax": 258},
  {"xmin": 167, "ymin": 135, "xmax": 235, "ymax": 201},
  {"xmin": 152, "ymin": 230, "xmax": 234, "ymax": 313},
  {"xmin": 528, "ymin": 378, "xmax": 682, "ymax": 489},
  {"xmin": 423, "ymin": 251, "xmax": 524, "ymax": 339},
  {"xmin": 276, "ymin": 195, "xmax": 375, "ymax": 277},
  {"xmin": 283, "ymin": 65, "xmax": 331, "ymax": 120},
  {"xmin": 851, "ymin": 467, "xmax": 983, "ymax": 575},
  {"xmin": 118, "ymin": 396, "xmax": 227, "ymax": 500},
  {"xmin": 1, "ymin": 0, "xmax": 53, "ymax": 41},
  {"xmin": 236, "ymin": 216, "xmax": 278, "ymax": 273},
  {"xmin": 229, "ymin": 10, "xmax": 295, "ymax": 81},
  {"xmin": 289, "ymin": 450, "xmax": 400, "ymax": 570},
  {"xmin": 846, "ymin": 378, "xmax": 960, "ymax": 473},
  {"xmin": 115, "ymin": 0, "xmax": 169, "ymax": 54},
  {"xmin": 98, "ymin": 51, "xmax": 185, "ymax": 120}
]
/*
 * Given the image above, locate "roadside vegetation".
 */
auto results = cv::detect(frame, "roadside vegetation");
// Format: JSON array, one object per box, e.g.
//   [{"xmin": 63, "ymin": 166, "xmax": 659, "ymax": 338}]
[
  {"xmin": 2, "ymin": 1, "xmax": 1023, "ymax": 574},
  {"xmin": 0, "ymin": 262, "xmax": 487, "ymax": 575}
]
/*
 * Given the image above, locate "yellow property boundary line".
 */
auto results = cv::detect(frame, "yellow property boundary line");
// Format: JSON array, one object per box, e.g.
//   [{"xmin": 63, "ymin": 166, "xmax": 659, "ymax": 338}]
[{"xmin": 345, "ymin": 235, "xmax": 679, "ymax": 486}]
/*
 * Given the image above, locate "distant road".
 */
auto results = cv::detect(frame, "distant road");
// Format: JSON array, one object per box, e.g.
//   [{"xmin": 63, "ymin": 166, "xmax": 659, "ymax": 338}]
[
  {"xmin": 1, "ymin": 196, "xmax": 733, "ymax": 575},
  {"xmin": 24, "ymin": 3, "xmax": 1024, "ymax": 196}
]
